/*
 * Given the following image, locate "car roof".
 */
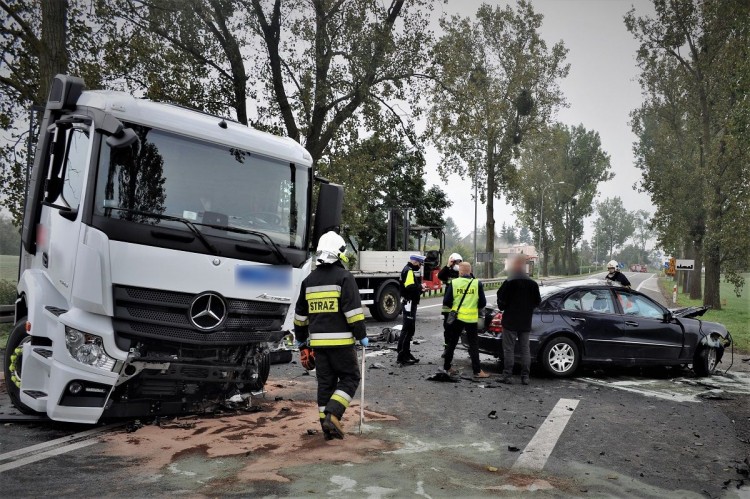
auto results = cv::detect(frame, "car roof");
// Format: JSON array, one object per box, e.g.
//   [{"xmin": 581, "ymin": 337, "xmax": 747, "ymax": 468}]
[{"xmin": 539, "ymin": 279, "xmax": 630, "ymax": 298}]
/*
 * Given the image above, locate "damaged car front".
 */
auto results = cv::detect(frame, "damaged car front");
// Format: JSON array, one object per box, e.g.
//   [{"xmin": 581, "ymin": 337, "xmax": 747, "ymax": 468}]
[{"xmin": 670, "ymin": 307, "xmax": 732, "ymax": 376}]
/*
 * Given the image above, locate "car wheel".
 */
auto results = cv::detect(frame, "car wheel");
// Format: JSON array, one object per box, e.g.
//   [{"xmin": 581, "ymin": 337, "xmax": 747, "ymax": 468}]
[
  {"xmin": 693, "ymin": 346, "xmax": 718, "ymax": 377},
  {"xmin": 375, "ymin": 284, "xmax": 401, "ymax": 322},
  {"xmin": 541, "ymin": 337, "xmax": 580, "ymax": 377},
  {"xmin": 3, "ymin": 318, "xmax": 39, "ymax": 415}
]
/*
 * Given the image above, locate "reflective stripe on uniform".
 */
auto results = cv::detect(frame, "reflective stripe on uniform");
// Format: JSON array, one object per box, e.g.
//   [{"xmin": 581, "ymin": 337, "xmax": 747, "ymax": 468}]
[
  {"xmin": 294, "ymin": 314, "xmax": 309, "ymax": 326},
  {"xmin": 307, "ymin": 290, "xmax": 341, "ymax": 299},
  {"xmin": 307, "ymin": 285, "xmax": 342, "ymax": 293},
  {"xmin": 309, "ymin": 332, "xmax": 355, "ymax": 347},
  {"xmin": 319, "ymin": 406, "xmax": 326, "ymax": 419},
  {"xmin": 330, "ymin": 390, "xmax": 352, "ymax": 408},
  {"xmin": 344, "ymin": 307, "xmax": 365, "ymax": 324}
]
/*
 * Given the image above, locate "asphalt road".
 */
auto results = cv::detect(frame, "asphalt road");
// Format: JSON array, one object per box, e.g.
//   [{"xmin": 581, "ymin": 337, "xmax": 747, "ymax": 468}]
[{"xmin": 1, "ymin": 272, "xmax": 749, "ymax": 497}]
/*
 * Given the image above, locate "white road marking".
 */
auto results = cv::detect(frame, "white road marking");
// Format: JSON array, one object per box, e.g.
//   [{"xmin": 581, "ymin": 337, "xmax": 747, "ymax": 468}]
[
  {"xmin": 512, "ymin": 398, "xmax": 579, "ymax": 471},
  {"xmin": 0, "ymin": 424, "xmax": 117, "ymax": 462},
  {"xmin": 0, "ymin": 439, "xmax": 98, "ymax": 473},
  {"xmin": 418, "ymin": 303, "xmax": 443, "ymax": 309},
  {"xmin": 636, "ymin": 273, "xmax": 657, "ymax": 291}
]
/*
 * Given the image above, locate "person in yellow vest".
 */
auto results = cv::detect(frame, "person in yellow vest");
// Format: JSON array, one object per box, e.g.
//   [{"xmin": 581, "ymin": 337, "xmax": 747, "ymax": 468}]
[{"xmin": 442, "ymin": 262, "xmax": 489, "ymax": 378}]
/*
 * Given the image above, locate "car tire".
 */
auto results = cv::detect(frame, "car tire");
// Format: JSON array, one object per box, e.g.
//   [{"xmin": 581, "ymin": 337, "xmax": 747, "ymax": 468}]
[
  {"xmin": 374, "ymin": 284, "xmax": 401, "ymax": 322},
  {"xmin": 541, "ymin": 337, "xmax": 580, "ymax": 377},
  {"xmin": 3, "ymin": 318, "xmax": 39, "ymax": 415},
  {"xmin": 693, "ymin": 346, "xmax": 718, "ymax": 377}
]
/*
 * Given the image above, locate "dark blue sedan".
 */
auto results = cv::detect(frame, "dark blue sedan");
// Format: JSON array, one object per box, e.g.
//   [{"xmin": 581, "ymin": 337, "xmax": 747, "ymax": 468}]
[{"xmin": 462, "ymin": 280, "xmax": 731, "ymax": 377}]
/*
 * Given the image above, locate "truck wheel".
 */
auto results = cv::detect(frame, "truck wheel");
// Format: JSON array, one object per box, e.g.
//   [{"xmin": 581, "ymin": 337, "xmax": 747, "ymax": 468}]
[
  {"xmin": 3, "ymin": 318, "xmax": 39, "ymax": 415},
  {"xmin": 375, "ymin": 284, "xmax": 401, "ymax": 322},
  {"xmin": 247, "ymin": 351, "xmax": 271, "ymax": 392}
]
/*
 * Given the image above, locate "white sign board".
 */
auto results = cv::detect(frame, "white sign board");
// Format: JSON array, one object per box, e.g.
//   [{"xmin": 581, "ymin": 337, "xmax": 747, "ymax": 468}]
[{"xmin": 675, "ymin": 259, "xmax": 695, "ymax": 270}]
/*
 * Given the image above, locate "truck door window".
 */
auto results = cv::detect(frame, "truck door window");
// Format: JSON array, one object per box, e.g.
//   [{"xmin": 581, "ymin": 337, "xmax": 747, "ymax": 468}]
[{"xmin": 59, "ymin": 128, "xmax": 89, "ymax": 210}]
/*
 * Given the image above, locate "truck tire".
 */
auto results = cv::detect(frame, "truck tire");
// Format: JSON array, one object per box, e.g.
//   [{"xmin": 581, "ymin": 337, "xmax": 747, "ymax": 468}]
[
  {"xmin": 246, "ymin": 351, "xmax": 271, "ymax": 392},
  {"xmin": 374, "ymin": 283, "xmax": 401, "ymax": 322},
  {"xmin": 3, "ymin": 318, "xmax": 39, "ymax": 415}
]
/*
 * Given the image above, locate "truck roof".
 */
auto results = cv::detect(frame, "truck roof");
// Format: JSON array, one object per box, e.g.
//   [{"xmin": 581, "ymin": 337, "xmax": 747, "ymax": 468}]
[{"xmin": 76, "ymin": 90, "xmax": 313, "ymax": 167}]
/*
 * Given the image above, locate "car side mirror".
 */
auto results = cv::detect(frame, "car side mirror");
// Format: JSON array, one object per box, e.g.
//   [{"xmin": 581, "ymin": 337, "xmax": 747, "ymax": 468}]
[{"xmin": 663, "ymin": 311, "xmax": 672, "ymax": 323}]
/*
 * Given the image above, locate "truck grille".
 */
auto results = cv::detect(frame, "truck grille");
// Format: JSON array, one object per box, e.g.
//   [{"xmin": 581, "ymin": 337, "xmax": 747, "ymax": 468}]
[{"xmin": 113, "ymin": 285, "xmax": 288, "ymax": 346}]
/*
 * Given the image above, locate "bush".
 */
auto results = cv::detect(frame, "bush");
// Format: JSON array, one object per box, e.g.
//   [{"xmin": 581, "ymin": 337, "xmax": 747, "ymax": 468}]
[{"xmin": 0, "ymin": 279, "xmax": 17, "ymax": 305}]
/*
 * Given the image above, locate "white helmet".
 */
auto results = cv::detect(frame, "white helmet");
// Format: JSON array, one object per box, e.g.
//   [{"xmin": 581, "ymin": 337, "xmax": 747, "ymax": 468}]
[
  {"xmin": 607, "ymin": 260, "xmax": 619, "ymax": 270},
  {"xmin": 449, "ymin": 253, "xmax": 463, "ymax": 263},
  {"xmin": 316, "ymin": 231, "xmax": 347, "ymax": 265}
]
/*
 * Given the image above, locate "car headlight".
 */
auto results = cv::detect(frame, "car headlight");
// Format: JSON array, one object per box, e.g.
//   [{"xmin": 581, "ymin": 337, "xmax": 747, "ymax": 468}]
[{"xmin": 65, "ymin": 327, "xmax": 115, "ymax": 370}]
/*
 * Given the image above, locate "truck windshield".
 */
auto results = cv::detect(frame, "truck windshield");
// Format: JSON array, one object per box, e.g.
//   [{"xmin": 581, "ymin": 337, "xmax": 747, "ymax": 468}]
[{"xmin": 93, "ymin": 124, "xmax": 309, "ymax": 249}]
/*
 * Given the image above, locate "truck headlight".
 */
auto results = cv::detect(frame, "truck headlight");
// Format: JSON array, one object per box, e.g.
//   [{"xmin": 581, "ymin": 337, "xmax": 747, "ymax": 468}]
[{"xmin": 65, "ymin": 327, "xmax": 115, "ymax": 370}]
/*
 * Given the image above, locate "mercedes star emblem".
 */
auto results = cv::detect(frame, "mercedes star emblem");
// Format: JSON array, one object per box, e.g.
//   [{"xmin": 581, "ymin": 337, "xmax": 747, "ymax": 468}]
[{"xmin": 189, "ymin": 292, "xmax": 227, "ymax": 330}]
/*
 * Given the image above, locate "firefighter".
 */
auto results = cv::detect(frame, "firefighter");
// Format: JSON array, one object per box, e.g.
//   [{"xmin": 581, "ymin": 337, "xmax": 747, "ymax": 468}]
[
  {"xmin": 437, "ymin": 253, "xmax": 462, "ymax": 358},
  {"xmin": 293, "ymin": 231, "xmax": 368, "ymax": 440},
  {"xmin": 605, "ymin": 260, "xmax": 631, "ymax": 288},
  {"xmin": 397, "ymin": 254, "xmax": 426, "ymax": 365}
]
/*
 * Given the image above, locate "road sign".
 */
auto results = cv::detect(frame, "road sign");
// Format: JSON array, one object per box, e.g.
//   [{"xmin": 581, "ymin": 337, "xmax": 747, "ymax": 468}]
[
  {"xmin": 476, "ymin": 252, "xmax": 493, "ymax": 263},
  {"xmin": 675, "ymin": 259, "xmax": 695, "ymax": 270},
  {"xmin": 666, "ymin": 257, "xmax": 676, "ymax": 276}
]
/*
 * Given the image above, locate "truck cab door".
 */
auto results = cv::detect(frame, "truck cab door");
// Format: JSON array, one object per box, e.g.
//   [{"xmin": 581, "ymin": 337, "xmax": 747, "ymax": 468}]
[{"xmin": 39, "ymin": 125, "xmax": 92, "ymax": 300}]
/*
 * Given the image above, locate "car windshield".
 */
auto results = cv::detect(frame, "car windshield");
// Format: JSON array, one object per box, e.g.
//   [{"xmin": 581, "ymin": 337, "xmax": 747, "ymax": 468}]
[{"xmin": 93, "ymin": 124, "xmax": 309, "ymax": 249}]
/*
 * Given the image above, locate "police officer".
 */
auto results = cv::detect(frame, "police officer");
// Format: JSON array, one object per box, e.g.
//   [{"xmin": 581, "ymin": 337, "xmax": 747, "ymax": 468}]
[
  {"xmin": 398, "ymin": 254, "xmax": 426, "ymax": 365},
  {"xmin": 437, "ymin": 253, "xmax": 462, "ymax": 357},
  {"xmin": 605, "ymin": 260, "xmax": 631, "ymax": 288},
  {"xmin": 294, "ymin": 231, "xmax": 368, "ymax": 440},
  {"xmin": 442, "ymin": 262, "xmax": 489, "ymax": 378}
]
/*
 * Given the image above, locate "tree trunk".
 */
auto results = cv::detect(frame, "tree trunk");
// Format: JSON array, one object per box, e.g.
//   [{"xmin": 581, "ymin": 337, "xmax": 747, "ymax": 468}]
[
  {"xmin": 38, "ymin": 0, "xmax": 69, "ymax": 105},
  {"xmin": 689, "ymin": 238, "xmax": 703, "ymax": 300},
  {"xmin": 485, "ymin": 145, "xmax": 495, "ymax": 278}
]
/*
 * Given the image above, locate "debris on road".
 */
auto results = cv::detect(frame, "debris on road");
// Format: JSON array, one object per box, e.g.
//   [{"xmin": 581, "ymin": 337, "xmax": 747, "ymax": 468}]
[
  {"xmin": 487, "ymin": 466, "xmax": 499, "ymax": 472},
  {"xmin": 369, "ymin": 362, "xmax": 386, "ymax": 370},
  {"xmin": 488, "ymin": 410, "xmax": 498, "ymax": 419},
  {"xmin": 507, "ymin": 446, "xmax": 520, "ymax": 452},
  {"xmin": 427, "ymin": 372, "xmax": 459, "ymax": 383}
]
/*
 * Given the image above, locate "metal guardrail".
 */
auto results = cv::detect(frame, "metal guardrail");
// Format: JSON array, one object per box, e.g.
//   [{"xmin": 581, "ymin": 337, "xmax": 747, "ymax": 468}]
[{"xmin": 0, "ymin": 304, "xmax": 13, "ymax": 324}]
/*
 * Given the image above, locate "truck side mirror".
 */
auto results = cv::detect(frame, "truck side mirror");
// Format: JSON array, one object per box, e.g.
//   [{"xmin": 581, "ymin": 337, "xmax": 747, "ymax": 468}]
[
  {"xmin": 312, "ymin": 182, "xmax": 343, "ymax": 248},
  {"xmin": 106, "ymin": 127, "xmax": 140, "ymax": 152}
]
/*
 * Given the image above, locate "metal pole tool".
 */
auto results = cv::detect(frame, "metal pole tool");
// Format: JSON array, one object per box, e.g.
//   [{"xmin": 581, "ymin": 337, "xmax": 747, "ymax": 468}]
[{"xmin": 359, "ymin": 345, "xmax": 366, "ymax": 435}]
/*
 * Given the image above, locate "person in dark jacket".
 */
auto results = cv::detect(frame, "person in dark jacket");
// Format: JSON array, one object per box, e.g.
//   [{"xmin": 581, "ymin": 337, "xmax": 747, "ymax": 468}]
[
  {"xmin": 397, "ymin": 254, "xmax": 426, "ymax": 364},
  {"xmin": 294, "ymin": 231, "xmax": 368, "ymax": 440},
  {"xmin": 605, "ymin": 260, "xmax": 631, "ymax": 288},
  {"xmin": 437, "ymin": 252, "xmax": 462, "ymax": 357},
  {"xmin": 496, "ymin": 255, "xmax": 541, "ymax": 385}
]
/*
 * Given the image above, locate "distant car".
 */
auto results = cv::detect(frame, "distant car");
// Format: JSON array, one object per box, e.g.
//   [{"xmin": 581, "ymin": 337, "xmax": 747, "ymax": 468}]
[{"xmin": 462, "ymin": 280, "xmax": 731, "ymax": 377}]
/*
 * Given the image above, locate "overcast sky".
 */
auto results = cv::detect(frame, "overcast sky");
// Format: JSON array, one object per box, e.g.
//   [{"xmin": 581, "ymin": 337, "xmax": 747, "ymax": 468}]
[{"xmin": 422, "ymin": 0, "xmax": 656, "ymax": 240}]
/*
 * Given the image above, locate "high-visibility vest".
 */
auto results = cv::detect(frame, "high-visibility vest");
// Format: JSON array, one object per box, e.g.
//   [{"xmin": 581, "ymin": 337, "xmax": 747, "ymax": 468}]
[{"xmin": 451, "ymin": 277, "xmax": 480, "ymax": 322}]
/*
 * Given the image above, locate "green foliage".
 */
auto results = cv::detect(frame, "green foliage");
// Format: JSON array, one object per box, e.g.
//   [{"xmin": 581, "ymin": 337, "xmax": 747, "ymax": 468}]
[
  {"xmin": 443, "ymin": 217, "xmax": 463, "ymax": 250},
  {"xmin": 509, "ymin": 123, "xmax": 613, "ymax": 275},
  {"xmin": 0, "ymin": 279, "xmax": 17, "ymax": 304},
  {"xmin": 319, "ymin": 134, "xmax": 451, "ymax": 250},
  {"xmin": 626, "ymin": 0, "xmax": 750, "ymax": 308},
  {"xmin": 428, "ymin": 0, "xmax": 569, "ymax": 275},
  {"xmin": 0, "ymin": 216, "xmax": 20, "ymax": 255},
  {"xmin": 594, "ymin": 197, "xmax": 635, "ymax": 260}
]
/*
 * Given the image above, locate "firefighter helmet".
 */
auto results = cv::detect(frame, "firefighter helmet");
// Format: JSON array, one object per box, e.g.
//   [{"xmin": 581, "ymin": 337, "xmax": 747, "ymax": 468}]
[
  {"xmin": 316, "ymin": 231, "xmax": 347, "ymax": 265},
  {"xmin": 607, "ymin": 260, "xmax": 619, "ymax": 270}
]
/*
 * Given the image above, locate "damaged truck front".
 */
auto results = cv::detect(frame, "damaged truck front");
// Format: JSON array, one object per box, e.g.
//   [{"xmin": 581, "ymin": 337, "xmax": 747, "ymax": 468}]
[{"xmin": 4, "ymin": 75, "xmax": 343, "ymax": 423}]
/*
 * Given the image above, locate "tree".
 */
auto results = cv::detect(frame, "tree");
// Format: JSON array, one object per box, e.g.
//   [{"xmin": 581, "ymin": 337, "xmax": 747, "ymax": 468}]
[
  {"xmin": 626, "ymin": 0, "xmax": 750, "ymax": 307},
  {"xmin": 428, "ymin": 1, "xmax": 569, "ymax": 277},
  {"xmin": 510, "ymin": 123, "xmax": 612, "ymax": 275},
  {"xmin": 594, "ymin": 197, "xmax": 635, "ymax": 260},
  {"xmin": 0, "ymin": 0, "xmax": 100, "ymax": 225},
  {"xmin": 318, "ymin": 134, "xmax": 451, "ymax": 251},
  {"xmin": 443, "ymin": 217, "xmax": 463, "ymax": 250},
  {"xmin": 518, "ymin": 225, "xmax": 532, "ymax": 244},
  {"xmin": 632, "ymin": 210, "xmax": 653, "ymax": 263}
]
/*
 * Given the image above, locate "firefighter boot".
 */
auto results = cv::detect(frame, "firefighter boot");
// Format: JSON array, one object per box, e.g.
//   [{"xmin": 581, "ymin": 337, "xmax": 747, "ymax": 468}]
[
  {"xmin": 323, "ymin": 413, "xmax": 345, "ymax": 440},
  {"xmin": 320, "ymin": 421, "xmax": 333, "ymax": 441}
]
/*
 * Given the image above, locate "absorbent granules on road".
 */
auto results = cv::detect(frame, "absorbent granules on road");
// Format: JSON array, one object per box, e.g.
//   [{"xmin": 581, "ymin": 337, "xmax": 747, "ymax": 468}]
[{"xmin": 100, "ymin": 400, "xmax": 398, "ymax": 484}]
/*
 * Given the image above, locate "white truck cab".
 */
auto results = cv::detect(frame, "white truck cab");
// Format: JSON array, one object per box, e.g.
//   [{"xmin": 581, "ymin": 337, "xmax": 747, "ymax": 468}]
[{"xmin": 5, "ymin": 75, "xmax": 343, "ymax": 423}]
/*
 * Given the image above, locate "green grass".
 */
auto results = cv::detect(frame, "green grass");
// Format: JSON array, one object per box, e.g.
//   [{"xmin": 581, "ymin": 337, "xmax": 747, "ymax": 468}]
[
  {"xmin": 0, "ymin": 254, "xmax": 19, "ymax": 282},
  {"xmin": 0, "ymin": 323, "xmax": 10, "ymax": 350},
  {"xmin": 659, "ymin": 274, "xmax": 750, "ymax": 353}
]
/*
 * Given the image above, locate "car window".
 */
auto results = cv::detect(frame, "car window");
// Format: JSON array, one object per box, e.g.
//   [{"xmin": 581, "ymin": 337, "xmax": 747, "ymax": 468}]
[
  {"xmin": 614, "ymin": 291, "xmax": 664, "ymax": 319},
  {"xmin": 563, "ymin": 289, "xmax": 615, "ymax": 314},
  {"xmin": 60, "ymin": 128, "xmax": 89, "ymax": 209}
]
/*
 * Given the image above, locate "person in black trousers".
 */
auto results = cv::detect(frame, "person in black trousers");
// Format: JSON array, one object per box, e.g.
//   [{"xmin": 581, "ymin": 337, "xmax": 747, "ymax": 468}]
[{"xmin": 496, "ymin": 255, "xmax": 541, "ymax": 385}]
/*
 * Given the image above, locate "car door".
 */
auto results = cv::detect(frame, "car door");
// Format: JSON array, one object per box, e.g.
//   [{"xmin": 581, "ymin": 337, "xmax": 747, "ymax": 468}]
[
  {"xmin": 612, "ymin": 290, "xmax": 684, "ymax": 361},
  {"xmin": 558, "ymin": 289, "xmax": 623, "ymax": 361}
]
